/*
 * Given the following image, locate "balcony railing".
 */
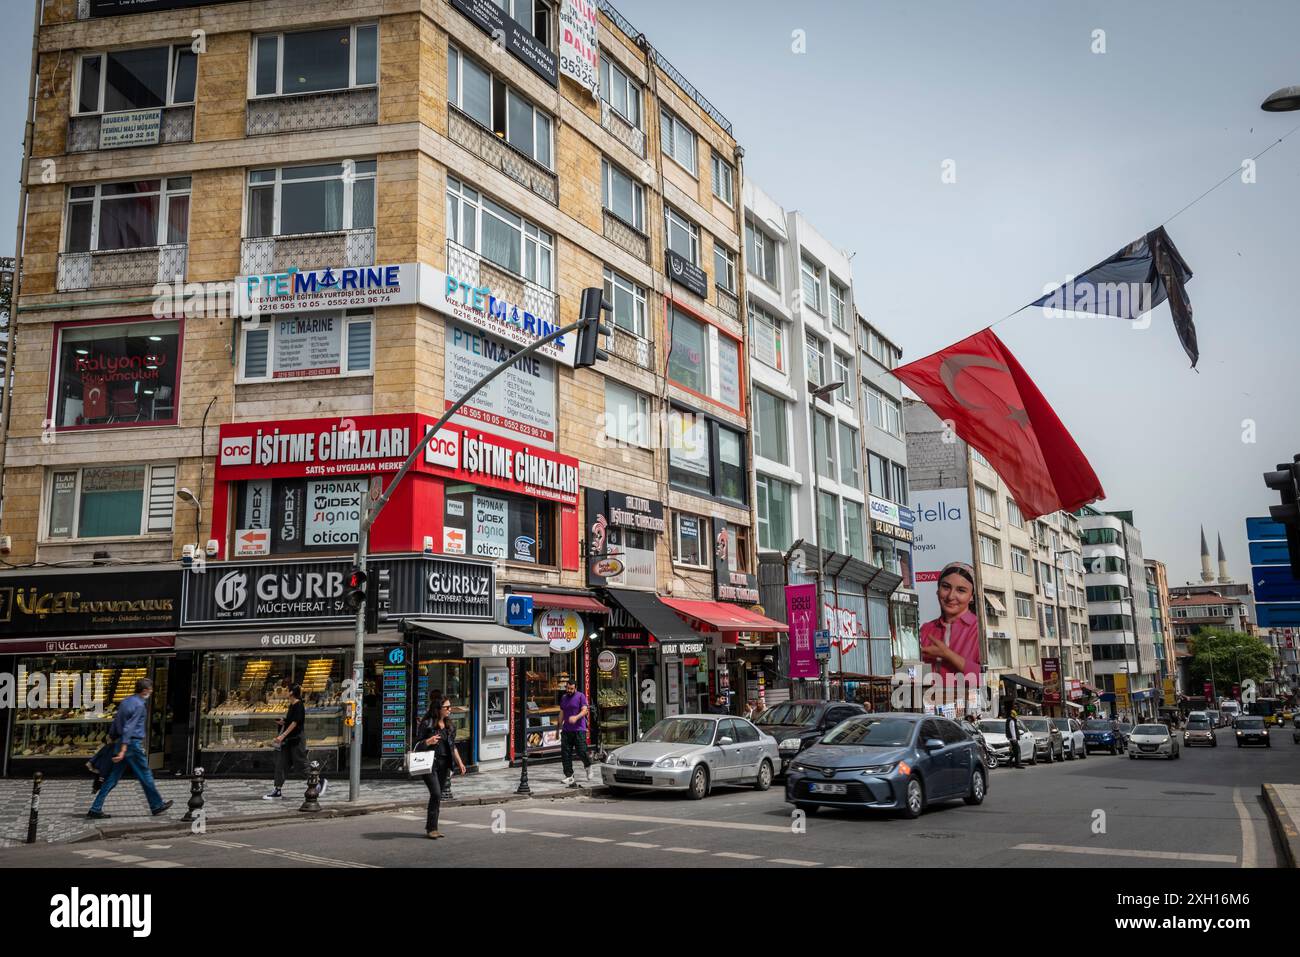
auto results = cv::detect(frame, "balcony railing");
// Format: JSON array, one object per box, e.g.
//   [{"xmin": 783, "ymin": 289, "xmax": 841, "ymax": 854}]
[
  {"xmin": 56, "ymin": 244, "xmax": 187, "ymax": 292},
  {"xmin": 715, "ymin": 286, "xmax": 739, "ymax": 320},
  {"xmin": 602, "ymin": 209, "xmax": 649, "ymax": 262},
  {"xmin": 599, "ymin": 100, "xmax": 646, "ymax": 158},
  {"xmin": 247, "ymin": 88, "xmax": 379, "ymax": 137},
  {"xmin": 240, "ymin": 228, "xmax": 375, "ymax": 276},
  {"xmin": 447, "ymin": 107, "xmax": 558, "ymax": 206},
  {"xmin": 607, "ymin": 325, "xmax": 654, "ymax": 369},
  {"xmin": 67, "ymin": 106, "xmax": 194, "ymax": 153},
  {"xmin": 446, "ymin": 241, "xmax": 558, "ymax": 333}
]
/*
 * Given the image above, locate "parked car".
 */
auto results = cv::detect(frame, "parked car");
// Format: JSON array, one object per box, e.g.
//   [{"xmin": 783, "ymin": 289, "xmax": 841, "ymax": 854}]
[
  {"xmin": 974, "ymin": 718, "xmax": 1035, "ymax": 766},
  {"xmin": 1183, "ymin": 713, "xmax": 1217, "ymax": 747},
  {"xmin": 601, "ymin": 715, "xmax": 780, "ymax": 799},
  {"xmin": 785, "ymin": 713, "xmax": 987, "ymax": 818},
  {"xmin": 959, "ymin": 719, "xmax": 998, "ymax": 769},
  {"xmin": 1129, "ymin": 723, "xmax": 1181, "ymax": 760},
  {"xmin": 1052, "ymin": 717, "xmax": 1087, "ymax": 759},
  {"xmin": 753, "ymin": 700, "xmax": 867, "ymax": 774},
  {"xmin": 1020, "ymin": 716, "xmax": 1066, "ymax": 762},
  {"xmin": 1206, "ymin": 709, "xmax": 1224, "ymax": 728},
  {"xmin": 1234, "ymin": 716, "xmax": 1271, "ymax": 748},
  {"xmin": 1083, "ymin": 718, "xmax": 1127, "ymax": 754}
]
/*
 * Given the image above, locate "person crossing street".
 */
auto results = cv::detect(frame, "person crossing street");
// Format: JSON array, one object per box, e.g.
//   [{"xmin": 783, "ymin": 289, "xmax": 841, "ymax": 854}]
[
  {"xmin": 559, "ymin": 679, "xmax": 592, "ymax": 786},
  {"xmin": 1006, "ymin": 709, "xmax": 1025, "ymax": 769}
]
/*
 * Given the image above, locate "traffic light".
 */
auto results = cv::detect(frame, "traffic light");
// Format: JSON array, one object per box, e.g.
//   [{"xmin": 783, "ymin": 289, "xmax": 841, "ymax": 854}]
[
  {"xmin": 1264, "ymin": 455, "xmax": 1300, "ymax": 579},
  {"xmin": 365, "ymin": 566, "xmax": 391, "ymax": 634},
  {"xmin": 574, "ymin": 286, "xmax": 612, "ymax": 369},
  {"xmin": 345, "ymin": 566, "xmax": 368, "ymax": 612}
]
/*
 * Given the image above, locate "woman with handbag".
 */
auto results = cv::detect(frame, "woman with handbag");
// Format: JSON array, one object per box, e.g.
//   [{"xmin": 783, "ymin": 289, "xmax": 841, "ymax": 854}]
[{"xmin": 416, "ymin": 695, "xmax": 467, "ymax": 839}]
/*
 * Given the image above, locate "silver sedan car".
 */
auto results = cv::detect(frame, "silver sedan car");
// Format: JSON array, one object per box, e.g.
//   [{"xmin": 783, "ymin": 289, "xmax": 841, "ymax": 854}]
[{"xmin": 601, "ymin": 715, "xmax": 781, "ymax": 799}]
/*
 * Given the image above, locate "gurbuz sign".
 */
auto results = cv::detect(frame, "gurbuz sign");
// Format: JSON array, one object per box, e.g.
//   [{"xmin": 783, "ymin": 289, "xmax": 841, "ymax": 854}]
[
  {"xmin": 0, "ymin": 568, "xmax": 180, "ymax": 637},
  {"xmin": 449, "ymin": 0, "xmax": 558, "ymax": 86},
  {"xmin": 666, "ymin": 249, "xmax": 708, "ymax": 300}
]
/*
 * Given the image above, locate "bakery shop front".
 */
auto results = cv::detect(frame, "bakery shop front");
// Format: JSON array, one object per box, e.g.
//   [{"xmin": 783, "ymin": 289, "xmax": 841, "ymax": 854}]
[{"xmin": 0, "ymin": 565, "xmax": 182, "ymax": 778}]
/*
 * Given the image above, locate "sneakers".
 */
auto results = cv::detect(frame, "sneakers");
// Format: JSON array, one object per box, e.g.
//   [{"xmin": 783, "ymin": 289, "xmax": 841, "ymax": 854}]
[
  {"xmin": 152, "ymin": 800, "xmax": 173, "ymax": 816},
  {"xmin": 263, "ymin": 789, "xmax": 284, "ymax": 800},
  {"xmin": 85, "ymin": 810, "xmax": 110, "ymax": 819},
  {"xmin": 585, "ymin": 766, "xmax": 595, "ymax": 784},
  {"xmin": 561, "ymin": 775, "xmax": 575, "ymax": 787},
  {"xmin": 427, "ymin": 830, "xmax": 443, "ymax": 840},
  {"xmin": 317, "ymin": 778, "xmax": 328, "ymax": 797}
]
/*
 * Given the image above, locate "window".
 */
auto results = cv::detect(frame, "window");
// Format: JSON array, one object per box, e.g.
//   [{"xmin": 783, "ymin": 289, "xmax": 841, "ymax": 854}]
[
  {"xmin": 717, "ymin": 426, "xmax": 745, "ymax": 503},
  {"xmin": 494, "ymin": 0, "xmax": 551, "ymax": 44},
  {"xmin": 832, "ymin": 352, "xmax": 853, "ymax": 405},
  {"xmin": 1042, "ymin": 605, "xmax": 1056, "ymax": 639},
  {"xmin": 603, "ymin": 267, "xmax": 646, "ymax": 337},
  {"xmin": 756, "ymin": 475, "xmax": 793, "ymax": 552},
  {"xmin": 749, "ymin": 302, "xmax": 785, "ymax": 372},
  {"xmin": 1015, "ymin": 592, "xmax": 1034, "ymax": 619},
  {"xmin": 65, "ymin": 177, "xmax": 191, "ymax": 253},
  {"xmin": 800, "ymin": 254, "xmax": 824, "ymax": 313},
  {"xmin": 711, "ymin": 152, "xmax": 734, "ymax": 205},
  {"xmin": 746, "ymin": 220, "xmax": 780, "ymax": 288},
  {"xmin": 818, "ymin": 491, "xmax": 839, "ymax": 551},
  {"xmin": 1018, "ymin": 641, "xmax": 1038, "ymax": 666},
  {"xmin": 664, "ymin": 206, "xmax": 700, "ymax": 264},
  {"xmin": 52, "ymin": 319, "xmax": 180, "ymax": 429},
  {"xmin": 830, "ymin": 280, "xmax": 848, "ymax": 330},
  {"xmin": 868, "ymin": 330, "xmax": 896, "ymax": 369},
  {"xmin": 76, "ymin": 46, "xmax": 197, "ymax": 115},
  {"xmin": 971, "ymin": 448, "xmax": 992, "ymax": 469},
  {"xmin": 979, "ymin": 534, "xmax": 1001, "ymax": 566},
  {"xmin": 1089, "ymin": 614, "xmax": 1134, "ymax": 632},
  {"xmin": 868, "ymin": 452, "xmax": 890, "ymax": 498},
  {"xmin": 252, "ymin": 24, "xmax": 378, "ymax": 97},
  {"xmin": 864, "ymin": 384, "xmax": 901, "ymax": 436},
  {"xmin": 1011, "ymin": 546, "xmax": 1030, "ymax": 575},
  {"xmin": 814, "ymin": 411, "xmax": 836, "ymax": 479},
  {"xmin": 987, "ymin": 636, "xmax": 1012, "ymax": 669},
  {"xmin": 753, "ymin": 389, "xmax": 789, "ymax": 465},
  {"xmin": 248, "ymin": 162, "xmax": 374, "ymax": 238},
  {"xmin": 600, "ymin": 157, "xmax": 644, "ymax": 230},
  {"xmin": 672, "ymin": 513, "xmax": 709, "ymax": 567},
  {"xmin": 1086, "ymin": 585, "xmax": 1130, "ymax": 602},
  {"xmin": 659, "ymin": 107, "xmax": 697, "ymax": 174},
  {"xmin": 838, "ymin": 423, "xmax": 860, "ymax": 488},
  {"xmin": 47, "ymin": 463, "xmax": 175, "ymax": 539},
  {"xmin": 1007, "ymin": 498, "xmax": 1024, "ymax": 528},
  {"xmin": 805, "ymin": 333, "xmax": 825, "ymax": 386},
  {"xmin": 599, "ymin": 54, "xmax": 641, "ymax": 127},
  {"xmin": 985, "ymin": 589, "xmax": 1006, "ymax": 619},
  {"xmin": 668, "ymin": 408, "xmax": 747, "ymax": 505},
  {"xmin": 447, "ymin": 176, "xmax": 553, "ymax": 289},
  {"xmin": 890, "ymin": 462, "xmax": 908, "ymax": 506},
  {"xmin": 1081, "ymin": 527, "xmax": 1119, "ymax": 546},
  {"xmin": 668, "ymin": 308, "xmax": 709, "ymax": 395},
  {"xmin": 713, "ymin": 244, "xmax": 737, "ymax": 293},
  {"xmin": 975, "ymin": 484, "xmax": 998, "ymax": 517},
  {"xmin": 442, "ymin": 483, "xmax": 556, "ymax": 565},
  {"xmin": 604, "ymin": 380, "xmax": 651, "ymax": 448},
  {"xmin": 842, "ymin": 500, "xmax": 864, "ymax": 560},
  {"xmin": 240, "ymin": 311, "xmax": 373, "ymax": 382}
]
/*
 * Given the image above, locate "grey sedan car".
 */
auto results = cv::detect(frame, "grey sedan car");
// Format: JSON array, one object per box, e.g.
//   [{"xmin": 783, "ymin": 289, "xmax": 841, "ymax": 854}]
[{"xmin": 601, "ymin": 715, "xmax": 780, "ymax": 799}]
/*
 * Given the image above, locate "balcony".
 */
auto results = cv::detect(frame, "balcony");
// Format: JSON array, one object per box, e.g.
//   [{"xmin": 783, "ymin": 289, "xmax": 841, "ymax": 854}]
[
  {"xmin": 240, "ymin": 229, "xmax": 375, "ymax": 276},
  {"xmin": 56, "ymin": 244, "xmax": 187, "ymax": 293},
  {"xmin": 602, "ymin": 209, "xmax": 649, "ymax": 262},
  {"xmin": 247, "ymin": 89, "xmax": 379, "ymax": 137},
  {"xmin": 600, "ymin": 100, "xmax": 646, "ymax": 158},
  {"xmin": 607, "ymin": 325, "xmax": 654, "ymax": 370},
  {"xmin": 715, "ymin": 286, "xmax": 739, "ymax": 320},
  {"xmin": 446, "ymin": 241, "xmax": 557, "ymax": 333},
  {"xmin": 68, "ymin": 107, "xmax": 194, "ymax": 153},
  {"xmin": 447, "ymin": 107, "xmax": 558, "ymax": 206}
]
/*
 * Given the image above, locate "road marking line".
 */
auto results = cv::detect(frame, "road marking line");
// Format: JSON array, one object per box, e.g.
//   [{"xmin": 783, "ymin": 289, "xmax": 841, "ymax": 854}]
[
  {"xmin": 532, "ymin": 831, "xmax": 571, "ymax": 838},
  {"xmin": 1233, "ymin": 788, "xmax": 1258, "ymax": 869},
  {"xmin": 196, "ymin": 840, "xmax": 249, "ymax": 849},
  {"xmin": 136, "ymin": 860, "xmax": 185, "ymax": 868},
  {"xmin": 1015, "ymin": 843, "xmax": 1237, "ymax": 864},
  {"xmin": 515, "ymin": 807, "xmax": 790, "ymax": 833},
  {"xmin": 662, "ymin": 847, "xmax": 708, "ymax": 854},
  {"xmin": 618, "ymin": 841, "xmax": 659, "ymax": 848},
  {"xmin": 456, "ymin": 823, "xmax": 492, "ymax": 829},
  {"xmin": 73, "ymin": 849, "xmax": 120, "ymax": 859},
  {"xmin": 768, "ymin": 858, "xmax": 820, "ymax": 867},
  {"xmin": 714, "ymin": 852, "xmax": 761, "ymax": 860},
  {"xmin": 104, "ymin": 854, "xmax": 147, "ymax": 863},
  {"xmin": 575, "ymin": 836, "xmax": 614, "ymax": 843}
]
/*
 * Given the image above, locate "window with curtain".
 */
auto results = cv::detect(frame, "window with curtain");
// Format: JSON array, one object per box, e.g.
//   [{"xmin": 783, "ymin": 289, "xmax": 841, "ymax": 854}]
[
  {"xmin": 800, "ymin": 255, "xmax": 824, "ymax": 313},
  {"xmin": 65, "ymin": 177, "xmax": 191, "ymax": 253},
  {"xmin": 659, "ymin": 107, "xmax": 698, "ymax": 174},
  {"xmin": 814, "ymin": 411, "xmax": 836, "ymax": 479},
  {"xmin": 818, "ymin": 491, "xmax": 839, "ymax": 553},
  {"xmin": 47, "ymin": 464, "xmax": 175, "ymax": 539},
  {"xmin": 247, "ymin": 162, "xmax": 374, "ymax": 238},
  {"xmin": 446, "ymin": 176, "xmax": 553, "ymax": 289},
  {"xmin": 842, "ymin": 500, "xmax": 864, "ymax": 559}
]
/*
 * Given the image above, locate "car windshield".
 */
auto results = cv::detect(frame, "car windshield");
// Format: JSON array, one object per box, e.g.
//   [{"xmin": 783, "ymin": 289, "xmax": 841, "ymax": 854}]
[
  {"xmin": 1051, "ymin": 719, "xmax": 1072, "ymax": 732},
  {"xmin": 1237, "ymin": 718, "xmax": 1265, "ymax": 729},
  {"xmin": 1020, "ymin": 718, "xmax": 1051, "ymax": 732},
  {"xmin": 1084, "ymin": 720, "xmax": 1112, "ymax": 730},
  {"xmin": 1134, "ymin": 724, "xmax": 1167, "ymax": 735},
  {"xmin": 1187, "ymin": 719, "xmax": 1210, "ymax": 729},
  {"xmin": 977, "ymin": 720, "xmax": 1006, "ymax": 735},
  {"xmin": 821, "ymin": 717, "xmax": 915, "ymax": 747},
  {"xmin": 755, "ymin": 702, "xmax": 819, "ymax": 727},
  {"xmin": 642, "ymin": 718, "xmax": 715, "ymax": 745}
]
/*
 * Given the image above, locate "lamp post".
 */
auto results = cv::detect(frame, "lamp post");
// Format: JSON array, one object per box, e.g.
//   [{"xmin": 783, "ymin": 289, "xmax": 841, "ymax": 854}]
[
  {"xmin": 1261, "ymin": 86, "xmax": 1300, "ymax": 112},
  {"xmin": 808, "ymin": 379, "xmax": 843, "ymax": 702},
  {"xmin": 1053, "ymin": 548, "xmax": 1073, "ymax": 717}
]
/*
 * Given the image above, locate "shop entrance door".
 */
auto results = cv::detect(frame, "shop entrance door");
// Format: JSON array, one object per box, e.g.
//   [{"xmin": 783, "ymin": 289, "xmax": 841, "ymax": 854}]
[
  {"xmin": 595, "ymin": 651, "xmax": 633, "ymax": 748},
  {"xmin": 635, "ymin": 653, "xmax": 658, "ymax": 738},
  {"xmin": 148, "ymin": 659, "xmax": 170, "ymax": 771}
]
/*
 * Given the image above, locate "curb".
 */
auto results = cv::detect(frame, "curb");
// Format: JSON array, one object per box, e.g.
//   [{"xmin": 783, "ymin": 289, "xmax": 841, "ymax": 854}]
[{"xmin": 1261, "ymin": 783, "xmax": 1299, "ymax": 868}]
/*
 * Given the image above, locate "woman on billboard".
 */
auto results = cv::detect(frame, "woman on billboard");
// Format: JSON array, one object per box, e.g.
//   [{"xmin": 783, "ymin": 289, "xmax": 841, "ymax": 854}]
[{"xmin": 919, "ymin": 562, "xmax": 981, "ymax": 689}]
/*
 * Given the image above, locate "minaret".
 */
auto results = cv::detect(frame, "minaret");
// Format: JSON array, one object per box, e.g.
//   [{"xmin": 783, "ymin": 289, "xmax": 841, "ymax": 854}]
[
  {"xmin": 1217, "ymin": 533, "xmax": 1231, "ymax": 583},
  {"xmin": 1200, "ymin": 526, "xmax": 1214, "ymax": 583}
]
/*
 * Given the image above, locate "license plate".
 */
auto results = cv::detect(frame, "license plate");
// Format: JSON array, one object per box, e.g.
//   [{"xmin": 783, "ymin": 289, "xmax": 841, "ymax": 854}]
[
  {"xmin": 809, "ymin": 782, "xmax": 847, "ymax": 795},
  {"xmin": 614, "ymin": 772, "xmax": 650, "ymax": 783}
]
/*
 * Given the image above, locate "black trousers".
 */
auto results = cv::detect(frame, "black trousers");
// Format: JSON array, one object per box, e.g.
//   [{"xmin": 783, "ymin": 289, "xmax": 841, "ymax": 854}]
[
  {"xmin": 561, "ymin": 730, "xmax": 590, "ymax": 777},
  {"xmin": 423, "ymin": 764, "xmax": 445, "ymax": 831},
  {"xmin": 1008, "ymin": 739, "xmax": 1022, "ymax": 767},
  {"xmin": 274, "ymin": 738, "xmax": 307, "ymax": 789}
]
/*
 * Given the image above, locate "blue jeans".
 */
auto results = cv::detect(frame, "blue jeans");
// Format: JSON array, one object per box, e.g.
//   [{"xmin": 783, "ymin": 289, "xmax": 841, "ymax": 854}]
[{"xmin": 90, "ymin": 741, "xmax": 164, "ymax": 813}]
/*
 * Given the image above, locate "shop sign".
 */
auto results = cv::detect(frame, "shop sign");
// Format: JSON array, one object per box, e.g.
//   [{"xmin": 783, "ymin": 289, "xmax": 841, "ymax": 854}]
[
  {"xmin": 868, "ymin": 496, "xmax": 901, "ymax": 527},
  {"xmin": 535, "ymin": 609, "xmax": 585, "ymax": 653},
  {"xmin": 449, "ymin": 0, "xmax": 558, "ymax": 86},
  {"xmin": 431, "ymin": 269, "xmax": 575, "ymax": 367},
  {"xmin": 666, "ymin": 250, "xmax": 708, "ymax": 300},
  {"xmin": 235, "ymin": 264, "xmax": 418, "ymax": 317},
  {"xmin": 421, "ymin": 558, "xmax": 495, "ymax": 621},
  {"xmin": 713, "ymin": 519, "xmax": 759, "ymax": 604},
  {"xmin": 597, "ymin": 650, "xmax": 617, "ymax": 672},
  {"xmin": 0, "ymin": 569, "xmax": 180, "ymax": 637},
  {"xmin": 260, "ymin": 632, "xmax": 322, "ymax": 647},
  {"xmin": 871, "ymin": 518, "xmax": 914, "ymax": 543},
  {"xmin": 445, "ymin": 322, "xmax": 557, "ymax": 448},
  {"xmin": 90, "ymin": 0, "xmax": 240, "ymax": 14},
  {"xmin": 663, "ymin": 641, "xmax": 706, "ymax": 656},
  {"xmin": 897, "ymin": 505, "xmax": 916, "ymax": 531},
  {"xmin": 785, "ymin": 584, "xmax": 819, "ymax": 679},
  {"xmin": 605, "ymin": 492, "xmax": 665, "ymax": 533},
  {"xmin": 1042, "ymin": 657, "xmax": 1061, "ymax": 703},
  {"xmin": 423, "ymin": 425, "xmax": 580, "ymax": 505},
  {"xmin": 558, "ymin": 0, "xmax": 599, "ymax": 97},
  {"xmin": 99, "ymin": 108, "xmax": 161, "ymax": 149},
  {"xmin": 585, "ymin": 490, "xmax": 656, "ymax": 589},
  {"xmin": 234, "ymin": 528, "xmax": 270, "ymax": 557},
  {"xmin": 0, "ymin": 634, "xmax": 175, "ymax": 654},
  {"xmin": 505, "ymin": 595, "xmax": 534, "ymax": 627}
]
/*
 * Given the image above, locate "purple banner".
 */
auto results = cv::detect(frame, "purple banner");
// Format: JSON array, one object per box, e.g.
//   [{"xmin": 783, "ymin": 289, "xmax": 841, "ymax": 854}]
[{"xmin": 785, "ymin": 583, "xmax": 819, "ymax": 679}]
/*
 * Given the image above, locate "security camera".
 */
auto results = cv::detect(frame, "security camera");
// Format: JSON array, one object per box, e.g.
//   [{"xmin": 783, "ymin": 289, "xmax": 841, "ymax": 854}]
[{"xmin": 205, "ymin": 539, "xmax": 219, "ymax": 557}]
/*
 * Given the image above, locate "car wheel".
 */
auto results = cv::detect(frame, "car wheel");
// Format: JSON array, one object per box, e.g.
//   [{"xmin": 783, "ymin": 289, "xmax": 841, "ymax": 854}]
[
  {"xmin": 1129, "ymin": 751, "xmax": 1136, "ymax": 759},
  {"xmin": 1080, "ymin": 744, "xmax": 1088, "ymax": 760},
  {"xmin": 964, "ymin": 768, "xmax": 987, "ymax": 806},
  {"xmin": 687, "ymin": 764, "xmax": 709, "ymax": 800},
  {"xmin": 1030, "ymin": 748, "xmax": 1038, "ymax": 765},
  {"xmin": 902, "ymin": 777, "xmax": 926, "ymax": 819},
  {"xmin": 754, "ymin": 759, "xmax": 773, "ymax": 791},
  {"xmin": 1045, "ymin": 745, "xmax": 1054, "ymax": 764}
]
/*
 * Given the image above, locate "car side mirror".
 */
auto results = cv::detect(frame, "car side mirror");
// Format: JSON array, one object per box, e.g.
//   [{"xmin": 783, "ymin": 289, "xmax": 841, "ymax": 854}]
[
  {"xmin": 718, "ymin": 736, "xmax": 734, "ymax": 746},
  {"xmin": 924, "ymin": 738, "xmax": 944, "ymax": 751}
]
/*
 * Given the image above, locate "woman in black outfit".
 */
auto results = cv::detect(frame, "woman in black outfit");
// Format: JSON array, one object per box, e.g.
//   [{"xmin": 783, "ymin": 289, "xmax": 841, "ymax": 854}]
[{"xmin": 417, "ymin": 695, "xmax": 467, "ymax": 839}]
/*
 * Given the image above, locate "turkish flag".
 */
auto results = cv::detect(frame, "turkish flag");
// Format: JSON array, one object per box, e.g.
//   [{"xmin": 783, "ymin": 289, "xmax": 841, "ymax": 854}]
[{"xmin": 892, "ymin": 328, "xmax": 1104, "ymax": 520}]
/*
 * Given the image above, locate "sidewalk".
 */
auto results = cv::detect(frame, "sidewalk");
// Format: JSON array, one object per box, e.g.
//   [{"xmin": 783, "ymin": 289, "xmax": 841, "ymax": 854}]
[
  {"xmin": 0, "ymin": 763, "xmax": 603, "ymax": 848},
  {"xmin": 1262, "ymin": 783, "xmax": 1300, "ymax": 867}
]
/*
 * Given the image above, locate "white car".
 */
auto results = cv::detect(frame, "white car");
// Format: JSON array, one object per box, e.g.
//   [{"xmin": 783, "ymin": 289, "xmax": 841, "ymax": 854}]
[
  {"xmin": 1052, "ymin": 717, "xmax": 1088, "ymax": 759},
  {"xmin": 1128, "ymin": 723, "xmax": 1181, "ymax": 760},
  {"xmin": 976, "ymin": 719, "xmax": 1036, "ymax": 766}
]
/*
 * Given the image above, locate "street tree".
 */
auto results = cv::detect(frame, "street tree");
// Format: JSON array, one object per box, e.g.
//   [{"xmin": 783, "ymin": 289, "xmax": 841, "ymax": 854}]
[{"xmin": 1185, "ymin": 628, "xmax": 1276, "ymax": 696}]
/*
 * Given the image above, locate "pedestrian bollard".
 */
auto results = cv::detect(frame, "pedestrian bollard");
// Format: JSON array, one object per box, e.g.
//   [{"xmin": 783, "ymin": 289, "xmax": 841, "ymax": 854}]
[
  {"xmin": 515, "ymin": 753, "xmax": 532, "ymax": 795},
  {"xmin": 300, "ymin": 761, "xmax": 322, "ymax": 813},
  {"xmin": 181, "ymin": 767, "xmax": 206, "ymax": 823},
  {"xmin": 25, "ymin": 772, "xmax": 42, "ymax": 844}
]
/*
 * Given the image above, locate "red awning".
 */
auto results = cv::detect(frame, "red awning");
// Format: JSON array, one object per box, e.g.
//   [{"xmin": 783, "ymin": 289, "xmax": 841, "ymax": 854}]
[
  {"xmin": 517, "ymin": 592, "xmax": 610, "ymax": 615},
  {"xmin": 659, "ymin": 598, "xmax": 788, "ymax": 633}
]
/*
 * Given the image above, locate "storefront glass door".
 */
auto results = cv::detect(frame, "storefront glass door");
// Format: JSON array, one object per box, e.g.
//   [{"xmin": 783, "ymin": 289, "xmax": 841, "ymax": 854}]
[{"xmin": 595, "ymin": 651, "xmax": 632, "ymax": 748}]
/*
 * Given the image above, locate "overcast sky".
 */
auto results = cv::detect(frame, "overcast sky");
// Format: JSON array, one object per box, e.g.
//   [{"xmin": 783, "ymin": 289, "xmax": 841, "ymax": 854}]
[{"xmin": 1, "ymin": 0, "xmax": 1297, "ymax": 585}]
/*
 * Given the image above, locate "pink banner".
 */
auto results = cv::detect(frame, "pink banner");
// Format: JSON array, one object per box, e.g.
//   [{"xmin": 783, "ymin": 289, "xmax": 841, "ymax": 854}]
[{"xmin": 786, "ymin": 583, "xmax": 819, "ymax": 679}]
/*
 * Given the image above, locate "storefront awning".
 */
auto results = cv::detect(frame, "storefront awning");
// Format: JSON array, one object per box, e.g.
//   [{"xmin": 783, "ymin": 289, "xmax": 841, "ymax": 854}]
[
  {"xmin": 659, "ymin": 598, "xmax": 788, "ymax": 633},
  {"xmin": 602, "ymin": 588, "xmax": 701, "ymax": 644},
  {"xmin": 175, "ymin": 629, "xmax": 392, "ymax": 651},
  {"xmin": 517, "ymin": 592, "xmax": 610, "ymax": 615},
  {"xmin": 984, "ymin": 593, "xmax": 1007, "ymax": 616},
  {"xmin": 401, "ymin": 620, "xmax": 552, "ymax": 658},
  {"xmin": 1000, "ymin": 672, "xmax": 1044, "ymax": 692}
]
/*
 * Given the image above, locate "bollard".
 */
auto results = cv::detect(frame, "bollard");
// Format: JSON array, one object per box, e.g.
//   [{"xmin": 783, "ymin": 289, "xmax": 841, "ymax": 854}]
[
  {"xmin": 299, "ymin": 761, "xmax": 322, "ymax": 813},
  {"xmin": 181, "ymin": 767, "xmax": 206, "ymax": 823},
  {"xmin": 25, "ymin": 772, "xmax": 43, "ymax": 844},
  {"xmin": 514, "ymin": 753, "xmax": 532, "ymax": 795}
]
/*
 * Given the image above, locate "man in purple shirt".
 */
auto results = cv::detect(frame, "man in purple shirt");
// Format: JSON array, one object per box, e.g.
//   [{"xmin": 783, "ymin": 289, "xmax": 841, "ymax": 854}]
[
  {"xmin": 559, "ymin": 679, "xmax": 592, "ymax": 786},
  {"xmin": 87, "ymin": 678, "xmax": 172, "ymax": 819}
]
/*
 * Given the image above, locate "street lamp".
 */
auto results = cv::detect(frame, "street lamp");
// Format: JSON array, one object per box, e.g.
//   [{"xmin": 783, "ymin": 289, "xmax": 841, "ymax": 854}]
[
  {"xmin": 808, "ymin": 379, "xmax": 843, "ymax": 701},
  {"xmin": 1053, "ymin": 548, "xmax": 1074, "ymax": 717},
  {"xmin": 1261, "ymin": 86, "xmax": 1300, "ymax": 112}
]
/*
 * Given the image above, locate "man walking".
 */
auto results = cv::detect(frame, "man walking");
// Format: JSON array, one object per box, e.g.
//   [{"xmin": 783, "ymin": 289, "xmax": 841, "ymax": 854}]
[
  {"xmin": 1005, "ymin": 708, "xmax": 1025, "ymax": 769},
  {"xmin": 86, "ymin": 678, "xmax": 173, "ymax": 819},
  {"xmin": 559, "ymin": 678, "xmax": 592, "ymax": 786},
  {"xmin": 264, "ymin": 685, "xmax": 326, "ymax": 800}
]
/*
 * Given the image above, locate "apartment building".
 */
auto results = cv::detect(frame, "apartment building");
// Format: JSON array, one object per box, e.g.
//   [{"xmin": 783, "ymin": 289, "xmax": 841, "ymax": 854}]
[
  {"xmin": 1144, "ymin": 558, "xmax": 1177, "ymax": 701},
  {"xmin": 0, "ymin": 0, "xmax": 782, "ymax": 778}
]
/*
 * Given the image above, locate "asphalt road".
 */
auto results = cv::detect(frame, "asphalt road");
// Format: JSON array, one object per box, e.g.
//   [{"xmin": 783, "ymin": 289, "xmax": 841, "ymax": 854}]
[{"xmin": 3, "ymin": 726, "xmax": 1292, "ymax": 868}]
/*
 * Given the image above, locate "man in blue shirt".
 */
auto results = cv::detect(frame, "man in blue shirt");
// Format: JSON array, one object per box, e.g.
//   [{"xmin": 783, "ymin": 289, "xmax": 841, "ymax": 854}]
[{"xmin": 87, "ymin": 678, "xmax": 172, "ymax": 819}]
